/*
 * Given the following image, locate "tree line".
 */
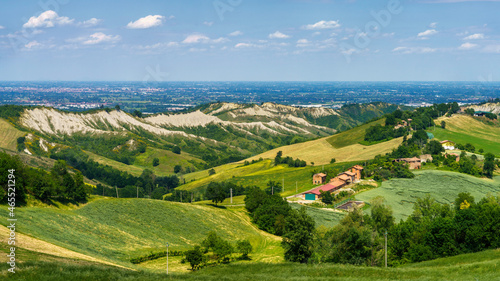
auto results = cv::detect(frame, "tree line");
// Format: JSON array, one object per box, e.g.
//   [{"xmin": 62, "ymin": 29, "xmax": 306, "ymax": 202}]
[
  {"xmin": 51, "ymin": 148, "xmax": 179, "ymax": 198},
  {"xmin": 0, "ymin": 151, "xmax": 89, "ymax": 204}
]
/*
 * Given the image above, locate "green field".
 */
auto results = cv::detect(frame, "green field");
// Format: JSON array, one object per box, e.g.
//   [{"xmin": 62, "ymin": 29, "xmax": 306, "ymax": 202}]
[
  {"xmin": 0, "ymin": 118, "xmax": 26, "ymax": 151},
  {"xmin": 431, "ymin": 115, "xmax": 500, "ymax": 157},
  {"xmin": 2, "ymin": 247, "xmax": 499, "ymax": 280},
  {"xmin": 0, "ymin": 198, "xmax": 282, "ymax": 272},
  {"xmin": 356, "ymin": 170, "xmax": 500, "ymax": 221},
  {"xmin": 290, "ymin": 203, "xmax": 346, "ymax": 228},
  {"xmin": 86, "ymin": 146, "xmax": 203, "ymax": 177},
  {"xmin": 178, "ymin": 160, "xmax": 362, "ymax": 198},
  {"xmin": 326, "ymin": 119, "xmax": 385, "ymax": 148}
]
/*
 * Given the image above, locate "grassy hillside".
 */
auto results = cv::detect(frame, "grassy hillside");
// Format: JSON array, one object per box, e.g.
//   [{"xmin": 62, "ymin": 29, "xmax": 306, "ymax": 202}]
[
  {"xmin": 356, "ymin": 170, "xmax": 500, "ymax": 221},
  {"xmin": 0, "ymin": 118, "xmax": 25, "ymax": 151},
  {"xmin": 177, "ymin": 160, "xmax": 361, "ymax": 198},
  {"xmin": 244, "ymin": 135, "xmax": 402, "ymax": 166},
  {"xmin": 86, "ymin": 147, "xmax": 204, "ymax": 177},
  {"xmin": 431, "ymin": 115, "xmax": 500, "ymax": 156},
  {"xmin": 0, "ymin": 198, "xmax": 282, "ymax": 272},
  {"xmin": 2, "ymin": 247, "xmax": 499, "ymax": 280},
  {"xmin": 326, "ymin": 119, "xmax": 385, "ymax": 148}
]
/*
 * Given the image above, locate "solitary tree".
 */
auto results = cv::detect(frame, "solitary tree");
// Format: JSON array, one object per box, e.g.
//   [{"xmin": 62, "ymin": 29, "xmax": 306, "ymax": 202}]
[
  {"xmin": 152, "ymin": 157, "xmax": 160, "ymax": 167},
  {"xmin": 174, "ymin": 165, "xmax": 182, "ymax": 174},
  {"xmin": 184, "ymin": 246, "xmax": 205, "ymax": 271},
  {"xmin": 319, "ymin": 190, "xmax": 334, "ymax": 205},
  {"xmin": 441, "ymin": 121, "xmax": 446, "ymax": 129},
  {"xmin": 483, "ymin": 153, "xmax": 496, "ymax": 178},
  {"xmin": 205, "ymin": 183, "xmax": 226, "ymax": 205},
  {"xmin": 275, "ymin": 151, "xmax": 283, "ymax": 166},
  {"xmin": 172, "ymin": 146, "xmax": 181, "ymax": 154},
  {"xmin": 236, "ymin": 239, "xmax": 253, "ymax": 259}
]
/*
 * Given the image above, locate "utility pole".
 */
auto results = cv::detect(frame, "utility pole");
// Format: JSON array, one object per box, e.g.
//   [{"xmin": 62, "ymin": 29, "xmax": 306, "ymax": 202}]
[
  {"xmin": 166, "ymin": 243, "xmax": 169, "ymax": 275},
  {"xmin": 115, "ymin": 186, "xmax": 119, "ymax": 198},
  {"xmin": 282, "ymin": 178, "xmax": 284, "ymax": 193},
  {"xmin": 384, "ymin": 229, "xmax": 388, "ymax": 268},
  {"xmin": 296, "ymin": 181, "xmax": 298, "ymax": 193},
  {"xmin": 230, "ymin": 188, "xmax": 233, "ymax": 204},
  {"xmin": 137, "ymin": 185, "xmax": 139, "ymax": 198},
  {"xmin": 180, "ymin": 192, "xmax": 182, "ymax": 203}
]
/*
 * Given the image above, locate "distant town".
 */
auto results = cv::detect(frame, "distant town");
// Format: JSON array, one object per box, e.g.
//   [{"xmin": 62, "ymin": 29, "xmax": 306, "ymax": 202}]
[{"xmin": 1, "ymin": 81, "xmax": 498, "ymax": 113}]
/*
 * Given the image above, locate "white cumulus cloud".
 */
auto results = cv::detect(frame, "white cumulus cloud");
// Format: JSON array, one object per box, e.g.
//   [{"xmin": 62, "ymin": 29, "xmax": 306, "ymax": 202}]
[
  {"xmin": 393, "ymin": 46, "xmax": 437, "ymax": 54},
  {"xmin": 229, "ymin": 31, "xmax": 243, "ymax": 37},
  {"xmin": 463, "ymin": 33, "xmax": 484, "ymax": 40},
  {"xmin": 235, "ymin": 43, "xmax": 254, "ymax": 48},
  {"xmin": 0, "ymin": 26, "xmax": 4, "ymax": 29},
  {"xmin": 182, "ymin": 34, "xmax": 210, "ymax": 44},
  {"xmin": 459, "ymin": 42, "xmax": 479, "ymax": 50},
  {"xmin": 303, "ymin": 20, "xmax": 340, "ymax": 30},
  {"xmin": 73, "ymin": 32, "xmax": 121, "ymax": 45},
  {"xmin": 25, "ymin": 41, "xmax": 42, "ymax": 49},
  {"xmin": 79, "ymin": 18, "xmax": 102, "ymax": 28},
  {"xmin": 182, "ymin": 34, "xmax": 228, "ymax": 44},
  {"xmin": 23, "ymin": 10, "xmax": 74, "ymax": 28},
  {"xmin": 126, "ymin": 15, "xmax": 164, "ymax": 29},
  {"xmin": 417, "ymin": 29, "xmax": 438, "ymax": 38},
  {"xmin": 269, "ymin": 31, "xmax": 290, "ymax": 39}
]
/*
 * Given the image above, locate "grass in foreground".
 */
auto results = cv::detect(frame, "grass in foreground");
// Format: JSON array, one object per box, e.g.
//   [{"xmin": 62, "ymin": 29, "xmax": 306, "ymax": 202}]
[
  {"xmin": 0, "ymin": 198, "xmax": 282, "ymax": 272},
  {"xmin": 1, "ymin": 248, "xmax": 499, "ymax": 280}
]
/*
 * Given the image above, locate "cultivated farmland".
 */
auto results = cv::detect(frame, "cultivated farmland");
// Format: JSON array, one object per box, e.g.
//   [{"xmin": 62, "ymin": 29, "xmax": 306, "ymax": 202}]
[
  {"xmin": 356, "ymin": 170, "xmax": 500, "ymax": 221},
  {"xmin": 0, "ymin": 118, "xmax": 25, "ymax": 151},
  {"xmin": 431, "ymin": 115, "xmax": 500, "ymax": 156},
  {"xmin": 0, "ymin": 198, "xmax": 283, "ymax": 272}
]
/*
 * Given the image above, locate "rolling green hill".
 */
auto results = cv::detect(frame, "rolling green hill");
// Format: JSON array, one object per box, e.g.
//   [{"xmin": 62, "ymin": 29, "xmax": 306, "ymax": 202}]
[
  {"xmin": 177, "ymin": 160, "xmax": 362, "ymax": 198},
  {"xmin": 86, "ymin": 147, "xmax": 204, "ymax": 177},
  {"xmin": 0, "ymin": 118, "xmax": 25, "ymax": 151},
  {"xmin": 326, "ymin": 118, "xmax": 385, "ymax": 148},
  {"xmin": 431, "ymin": 115, "xmax": 500, "ymax": 156},
  {"xmin": 0, "ymin": 198, "xmax": 282, "ymax": 272},
  {"xmin": 356, "ymin": 170, "xmax": 500, "ymax": 221}
]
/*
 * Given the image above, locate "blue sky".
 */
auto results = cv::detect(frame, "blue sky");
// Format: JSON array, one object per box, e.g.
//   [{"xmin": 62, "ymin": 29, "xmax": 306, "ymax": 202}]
[{"xmin": 0, "ymin": 0, "xmax": 499, "ymax": 81}]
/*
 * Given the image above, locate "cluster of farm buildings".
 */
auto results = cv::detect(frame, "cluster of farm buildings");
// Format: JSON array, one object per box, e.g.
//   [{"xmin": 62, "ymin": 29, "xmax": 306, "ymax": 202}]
[
  {"xmin": 301, "ymin": 139, "xmax": 460, "ymax": 201},
  {"xmin": 303, "ymin": 165, "xmax": 364, "ymax": 201}
]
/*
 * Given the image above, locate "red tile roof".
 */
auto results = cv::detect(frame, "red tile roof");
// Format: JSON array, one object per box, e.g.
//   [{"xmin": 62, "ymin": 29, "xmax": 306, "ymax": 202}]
[
  {"xmin": 351, "ymin": 165, "xmax": 364, "ymax": 170},
  {"xmin": 306, "ymin": 180, "xmax": 345, "ymax": 195}
]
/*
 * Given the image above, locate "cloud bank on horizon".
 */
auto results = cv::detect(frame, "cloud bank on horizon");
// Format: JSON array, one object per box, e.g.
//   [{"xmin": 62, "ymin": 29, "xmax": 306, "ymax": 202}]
[{"xmin": 0, "ymin": 0, "xmax": 499, "ymax": 81}]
